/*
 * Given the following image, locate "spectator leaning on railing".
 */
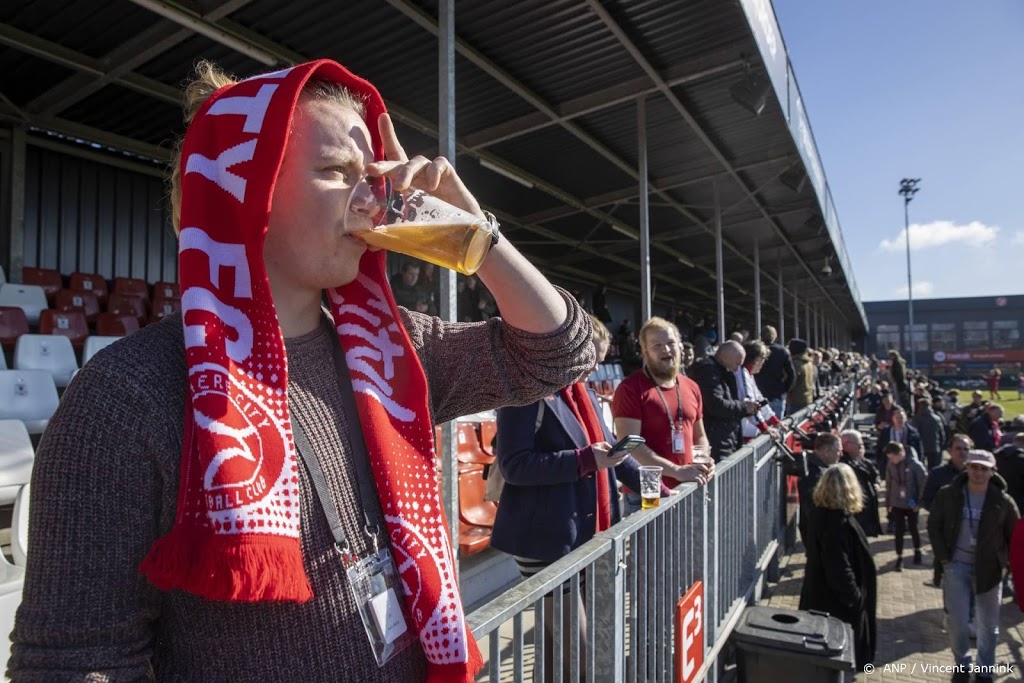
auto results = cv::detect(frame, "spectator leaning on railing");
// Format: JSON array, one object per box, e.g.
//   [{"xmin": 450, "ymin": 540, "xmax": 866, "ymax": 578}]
[
  {"xmin": 689, "ymin": 341, "xmax": 761, "ymax": 462},
  {"xmin": 612, "ymin": 317, "xmax": 713, "ymax": 516}
]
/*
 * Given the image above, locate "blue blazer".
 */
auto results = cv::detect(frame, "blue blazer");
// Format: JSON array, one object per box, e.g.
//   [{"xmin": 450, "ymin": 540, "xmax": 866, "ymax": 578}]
[{"xmin": 490, "ymin": 389, "xmax": 642, "ymax": 562}]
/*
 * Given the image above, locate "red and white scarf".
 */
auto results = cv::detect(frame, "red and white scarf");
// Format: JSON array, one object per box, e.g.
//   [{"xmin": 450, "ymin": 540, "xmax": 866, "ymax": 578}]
[{"xmin": 140, "ymin": 60, "xmax": 482, "ymax": 681}]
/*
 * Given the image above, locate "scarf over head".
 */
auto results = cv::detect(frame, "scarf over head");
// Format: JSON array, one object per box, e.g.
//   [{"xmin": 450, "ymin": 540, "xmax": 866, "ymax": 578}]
[{"xmin": 139, "ymin": 59, "xmax": 482, "ymax": 681}]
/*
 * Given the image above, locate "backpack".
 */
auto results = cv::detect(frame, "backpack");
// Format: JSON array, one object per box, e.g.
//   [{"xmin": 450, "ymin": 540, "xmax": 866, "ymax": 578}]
[{"xmin": 483, "ymin": 401, "xmax": 545, "ymax": 503}]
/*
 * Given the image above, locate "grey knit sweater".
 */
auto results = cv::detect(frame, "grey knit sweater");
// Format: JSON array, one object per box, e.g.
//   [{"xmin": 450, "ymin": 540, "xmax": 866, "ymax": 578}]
[{"xmin": 9, "ymin": 293, "xmax": 593, "ymax": 682}]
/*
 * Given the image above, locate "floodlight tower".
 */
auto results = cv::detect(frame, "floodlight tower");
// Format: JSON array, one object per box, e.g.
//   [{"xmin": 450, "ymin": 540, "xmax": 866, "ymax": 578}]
[{"xmin": 899, "ymin": 178, "xmax": 921, "ymax": 370}]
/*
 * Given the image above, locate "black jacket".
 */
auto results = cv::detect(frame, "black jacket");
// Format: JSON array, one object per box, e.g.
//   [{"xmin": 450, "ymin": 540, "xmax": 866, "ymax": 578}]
[
  {"xmin": 927, "ymin": 471, "xmax": 1020, "ymax": 594},
  {"xmin": 797, "ymin": 453, "xmax": 830, "ymax": 544},
  {"xmin": 876, "ymin": 424, "xmax": 923, "ymax": 463},
  {"xmin": 755, "ymin": 343, "xmax": 795, "ymax": 400},
  {"xmin": 921, "ymin": 463, "xmax": 963, "ymax": 511},
  {"xmin": 994, "ymin": 445, "xmax": 1024, "ymax": 512},
  {"xmin": 968, "ymin": 413, "xmax": 1000, "ymax": 452},
  {"xmin": 799, "ymin": 508, "xmax": 877, "ymax": 669},
  {"xmin": 689, "ymin": 357, "xmax": 746, "ymax": 461},
  {"xmin": 840, "ymin": 453, "xmax": 882, "ymax": 536}
]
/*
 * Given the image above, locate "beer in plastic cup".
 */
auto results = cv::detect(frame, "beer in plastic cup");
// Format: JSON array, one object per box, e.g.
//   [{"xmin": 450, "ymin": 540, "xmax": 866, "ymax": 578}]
[
  {"xmin": 344, "ymin": 178, "xmax": 494, "ymax": 276},
  {"xmin": 691, "ymin": 445, "xmax": 713, "ymax": 467},
  {"xmin": 639, "ymin": 466, "xmax": 662, "ymax": 509}
]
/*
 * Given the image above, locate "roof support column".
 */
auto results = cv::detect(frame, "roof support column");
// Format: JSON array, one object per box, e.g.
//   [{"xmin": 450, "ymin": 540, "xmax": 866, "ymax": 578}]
[
  {"xmin": 805, "ymin": 301, "xmax": 811, "ymax": 349},
  {"xmin": 793, "ymin": 289, "xmax": 800, "ymax": 340},
  {"xmin": 813, "ymin": 305, "xmax": 819, "ymax": 349},
  {"xmin": 1, "ymin": 124, "xmax": 26, "ymax": 282},
  {"xmin": 637, "ymin": 97, "xmax": 651, "ymax": 323},
  {"xmin": 753, "ymin": 238, "xmax": 762, "ymax": 338},
  {"xmin": 437, "ymin": 0, "xmax": 459, "ymax": 571},
  {"xmin": 777, "ymin": 250, "xmax": 785, "ymax": 342},
  {"xmin": 714, "ymin": 182, "xmax": 725, "ymax": 340}
]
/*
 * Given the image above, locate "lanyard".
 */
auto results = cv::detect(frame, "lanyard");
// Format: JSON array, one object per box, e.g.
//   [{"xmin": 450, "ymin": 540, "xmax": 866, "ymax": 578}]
[
  {"xmin": 645, "ymin": 367, "xmax": 683, "ymax": 427},
  {"xmin": 290, "ymin": 326, "xmax": 382, "ymax": 559}
]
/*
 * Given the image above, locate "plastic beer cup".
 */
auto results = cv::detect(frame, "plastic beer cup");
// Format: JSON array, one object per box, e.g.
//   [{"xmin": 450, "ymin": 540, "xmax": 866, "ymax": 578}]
[
  {"xmin": 638, "ymin": 466, "xmax": 662, "ymax": 509},
  {"xmin": 344, "ymin": 177, "xmax": 495, "ymax": 276}
]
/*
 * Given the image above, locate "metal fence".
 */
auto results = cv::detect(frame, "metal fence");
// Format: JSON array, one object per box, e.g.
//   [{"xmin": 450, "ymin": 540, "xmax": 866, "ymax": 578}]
[{"xmin": 467, "ymin": 381, "xmax": 857, "ymax": 682}]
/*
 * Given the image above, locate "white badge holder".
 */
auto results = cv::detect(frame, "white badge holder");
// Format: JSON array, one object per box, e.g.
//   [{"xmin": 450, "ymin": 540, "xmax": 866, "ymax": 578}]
[
  {"xmin": 347, "ymin": 547, "xmax": 417, "ymax": 667},
  {"xmin": 672, "ymin": 427, "xmax": 686, "ymax": 454}
]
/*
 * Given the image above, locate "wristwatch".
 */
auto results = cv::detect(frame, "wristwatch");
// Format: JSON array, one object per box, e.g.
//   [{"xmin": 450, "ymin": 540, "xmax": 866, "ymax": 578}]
[{"xmin": 483, "ymin": 211, "xmax": 501, "ymax": 247}]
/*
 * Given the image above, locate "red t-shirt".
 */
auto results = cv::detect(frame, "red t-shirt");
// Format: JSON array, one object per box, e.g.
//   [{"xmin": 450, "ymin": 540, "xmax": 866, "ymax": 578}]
[{"xmin": 612, "ymin": 369, "xmax": 704, "ymax": 489}]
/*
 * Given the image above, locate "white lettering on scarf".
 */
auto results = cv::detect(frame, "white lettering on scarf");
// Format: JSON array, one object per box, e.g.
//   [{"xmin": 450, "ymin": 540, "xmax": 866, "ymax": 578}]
[
  {"xmin": 179, "ymin": 228, "xmax": 254, "ymax": 363},
  {"xmin": 333, "ymin": 276, "xmax": 415, "ymax": 421},
  {"xmin": 184, "ymin": 139, "xmax": 258, "ymax": 203},
  {"xmin": 205, "ymin": 84, "xmax": 278, "ymax": 134}
]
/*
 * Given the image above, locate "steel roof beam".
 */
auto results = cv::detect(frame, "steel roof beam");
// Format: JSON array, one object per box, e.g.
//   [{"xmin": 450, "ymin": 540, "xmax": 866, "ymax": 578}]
[
  {"xmin": 586, "ymin": 0, "xmax": 853, "ymax": 327},
  {"xmin": 463, "ymin": 49, "xmax": 743, "ymax": 151},
  {"xmin": 28, "ymin": 0, "xmax": 256, "ymax": 117},
  {"xmin": 382, "ymin": 0, "xmax": 808, "ymax": 302},
  {"xmin": 0, "ymin": 22, "xmax": 180, "ymax": 105}
]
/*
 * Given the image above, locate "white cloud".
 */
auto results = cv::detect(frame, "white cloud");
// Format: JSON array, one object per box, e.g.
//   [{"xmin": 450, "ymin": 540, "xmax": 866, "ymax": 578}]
[
  {"xmin": 878, "ymin": 220, "xmax": 999, "ymax": 252},
  {"xmin": 894, "ymin": 281, "xmax": 935, "ymax": 298}
]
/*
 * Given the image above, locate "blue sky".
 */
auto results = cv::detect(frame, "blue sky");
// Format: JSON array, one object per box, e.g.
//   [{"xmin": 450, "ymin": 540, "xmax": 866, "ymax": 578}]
[{"xmin": 772, "ymin": 1, "xmax": 1024, "ymax": 303}]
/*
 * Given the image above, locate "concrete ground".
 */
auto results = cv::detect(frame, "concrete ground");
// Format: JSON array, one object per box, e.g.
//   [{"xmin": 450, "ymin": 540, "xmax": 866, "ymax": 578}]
[{"xmin": 761, "ymin": 489, "xmax": 1024, "ymax": 682}]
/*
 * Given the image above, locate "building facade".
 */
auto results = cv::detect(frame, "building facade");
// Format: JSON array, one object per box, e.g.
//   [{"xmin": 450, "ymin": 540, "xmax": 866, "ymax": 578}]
[{"xmin": 864, "ymin": 296, "xmax": 1024, "ymax": 379}]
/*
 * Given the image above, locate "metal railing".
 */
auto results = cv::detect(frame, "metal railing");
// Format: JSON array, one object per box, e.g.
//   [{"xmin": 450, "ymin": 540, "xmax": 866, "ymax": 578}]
[{"xmin": 467, "ymin": 381, "xmax": 857, "ymax": 682}]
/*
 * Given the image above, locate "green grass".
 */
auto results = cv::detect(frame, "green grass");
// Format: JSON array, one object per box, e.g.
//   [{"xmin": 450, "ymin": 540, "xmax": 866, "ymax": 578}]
[{"xmin": 954, "ymin": 389, "xmax": 1024, "ymax": 419}]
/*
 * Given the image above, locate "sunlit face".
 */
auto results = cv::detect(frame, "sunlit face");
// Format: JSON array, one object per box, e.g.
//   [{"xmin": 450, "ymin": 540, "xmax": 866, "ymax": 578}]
[
  {"xmin": 749, "ymin": 355, "xmax": 767, "ymax": 375},
  {"xmin": 967, "ymin": 462, "xmax": 994, "ymax": 488},
  {"xmin": 264, "ymin": 98, "xmax": 377, "ymax": 295},
  {"xmin": 892, "ymin": 410, "xmax": 905, "ymax": 429},
  {"xmin": 681, "ymin": 345, "xmax": 695, "ymax": 367},
  {"xmin": 594, "ymin": 337, "xmax": 610, "ymax": 365},
  {"xmin": 949, "ymin": 440, "xmax": 970, "ymax": 469},
  {"xmin": 642, "ymin": 328, "xmax": 681, "ymax": 382},
  {"xmin": 842, "ymin": 435, "xmax": 864, "ymax": 460}
]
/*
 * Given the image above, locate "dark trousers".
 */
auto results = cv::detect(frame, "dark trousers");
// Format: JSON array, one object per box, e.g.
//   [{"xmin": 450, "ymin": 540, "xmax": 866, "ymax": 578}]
[
  {"xmin": 924, "ymin": 451, "xmax": 941, "ymax": 470},
  {"xmin": 891, "ymin": 507, "xmax": 920, "ymax": 556}
]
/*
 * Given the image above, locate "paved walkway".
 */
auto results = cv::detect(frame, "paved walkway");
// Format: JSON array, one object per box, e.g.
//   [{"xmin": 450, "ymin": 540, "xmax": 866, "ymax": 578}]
[{"xmin": 761, "ymin": 490, "xmax": 1024, "ymax": 682}]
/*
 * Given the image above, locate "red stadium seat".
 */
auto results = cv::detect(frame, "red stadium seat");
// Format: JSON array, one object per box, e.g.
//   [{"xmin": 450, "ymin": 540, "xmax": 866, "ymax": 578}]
[
  {"xmin": 55, "ymin": 288, "xmax": 101, "ymax": 324},
  {"xmin": 20, "ymin": 267, "xmax": 62, "ymax": 304},
  {"xmin": 458, "ymin": 521, "xmax": 491, "ymax": 556},
  {"xmin": 114, "ymin": 277, "xmax": 150, "ymax": 304},
  {"xmin": 69, "ymin": 272, "xmax": 108, "ymax": 305},
  {"xmin": 107, "ymin": 293, "xmax": 147, "ymax": 325},
  {"xmin": 96, "ymin": 312, "xmax": 140, "ymax": 337},
  {"xmin": 456, "ymin": 423, "xmax": 494, "ymax": 466},
  {"xmin": 479, "ymin": 420, "xmax": 497, "ymax": 457},
  {"xmin": 153, "ymin": 281, "xmax": 180, "ymax": 301},
  {"xmin": 459, "ymin": 465, "xmax": 497, "ymax": 528},
  {"xmin": 0, "ymin": 306, "xmax": 29, "ymax": 352},
  {"xmin": 38, "ymin": 309, "xmax": 89, "ymax": 349},
  {"xmin": 149, "ymin": 298, "xmax": 181, "ymax": 324}
]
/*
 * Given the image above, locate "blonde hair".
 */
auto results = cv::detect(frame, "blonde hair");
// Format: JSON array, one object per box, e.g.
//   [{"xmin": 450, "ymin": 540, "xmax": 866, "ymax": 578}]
[
  {"xmin": 168, "ymin": 60, "xmax": 367, "ymax": 234},
  {"xmin": 812, "ymin": 464, "xmax": 863, "ymax": 513},
  {"xmin": 638, "ymin": 317, "xmax": 680, "ymax": 348},
  {"xmin": 590, "ymin": 315, "xmax": 610, "ymax": 345}
]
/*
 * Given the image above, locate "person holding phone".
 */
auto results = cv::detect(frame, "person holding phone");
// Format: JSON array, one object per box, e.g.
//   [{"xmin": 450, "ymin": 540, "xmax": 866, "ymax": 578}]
[{"xmin": 491, "ymin": 315, "xmax": 653, "ymax": 681}]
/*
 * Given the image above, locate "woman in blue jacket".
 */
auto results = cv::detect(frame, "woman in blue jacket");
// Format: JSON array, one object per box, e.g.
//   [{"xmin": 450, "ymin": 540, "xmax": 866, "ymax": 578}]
[{"xmin": 491, "ymin": 315, "xmax": 644, "ymax": 680}]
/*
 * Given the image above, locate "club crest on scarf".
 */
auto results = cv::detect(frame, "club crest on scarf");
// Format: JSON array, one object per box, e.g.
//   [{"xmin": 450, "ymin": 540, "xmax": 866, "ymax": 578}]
[{"xmin": 140, "ymin": 60, "xmax": 483, "ymax": 680}]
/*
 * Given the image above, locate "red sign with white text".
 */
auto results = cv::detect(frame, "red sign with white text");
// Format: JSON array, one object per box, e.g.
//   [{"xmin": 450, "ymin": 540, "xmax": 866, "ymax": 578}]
[{"xmin": 675, "ymin": 581, "xmax": 704, "ymax": 683}]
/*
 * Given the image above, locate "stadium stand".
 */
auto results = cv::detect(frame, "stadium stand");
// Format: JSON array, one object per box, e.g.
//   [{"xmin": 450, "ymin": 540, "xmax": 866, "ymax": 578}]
[
  {"xmin": 68, "ymin": 272, "xmax": 108, "ymax": 306},
  {"xmin": 12, "ymin": 483, "xmax": 29, "ymax": 568},
  {"xmin": 0, "ymin": 370, "xmax": 59, "ymax": 435},
  {"xmin": 82, "ymin": 336, "xmax": 121, "ymax": 365},
  {"xmin": 0, "ymin": 284, "xmax": 47, "ymax": 327},
  {"xmin": 55, "ymin": 288, "xmax": 101, "ymax": 324},
  {"xmin": 0, "ymin": 421, "xmax": 34, "ymax": 507},
  {"xmin": 19, "ymin": 268, "xmax": 62, "ymax": 305},
  {"xmin": 14, "ymin": 335, "xmax": 78, "ymax": 388},
  {"xmin": 38, "ymin": 309, "xmax": 89, "ymax": 350},
  {"xmin": 0, "ymin": 307, "xmax": 28, "ymax": 353}
]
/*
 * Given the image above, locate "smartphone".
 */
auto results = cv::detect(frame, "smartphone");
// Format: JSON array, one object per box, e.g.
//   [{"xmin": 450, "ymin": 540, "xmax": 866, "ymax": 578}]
[
  {"xmin": 756, "ymin": 398, "xmax": 770, "ymax": 409},
  {"xmin": 608, "ymin": 434, "xmax": 645, "ymax": 457}
]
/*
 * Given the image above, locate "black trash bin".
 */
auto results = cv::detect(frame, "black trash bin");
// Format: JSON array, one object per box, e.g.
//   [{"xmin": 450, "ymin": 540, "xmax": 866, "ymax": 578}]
[{"xmin": 731, "ymin": 606, "xmax": 856, "ymax": 683}]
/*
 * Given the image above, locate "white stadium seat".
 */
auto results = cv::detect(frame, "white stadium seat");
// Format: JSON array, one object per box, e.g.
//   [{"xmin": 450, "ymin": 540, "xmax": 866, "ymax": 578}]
[
  {"xmin": 0, "ymin": 283, "xmax": 48, "ymax": 326},
  {"xmin": 0, "ymin": 370, "xmax": 60, "ymax": 435},
  {"xmin": 0, "ymin": 552, "xmax": 24, "ymax": 675},
  {"xmin": 82, "ymin": 335, "xmax": 122, "ymax": 366},
  {"xmin": 12, "ymin": 483, "xmax": 30, "ymax": 568},
  {"xmin": 0, "ymin": 422, "xmax": 33, "ymax": 507},
  {"xmin": 15, "ymin": 334, "xmax": 78, "ymax": 388}
]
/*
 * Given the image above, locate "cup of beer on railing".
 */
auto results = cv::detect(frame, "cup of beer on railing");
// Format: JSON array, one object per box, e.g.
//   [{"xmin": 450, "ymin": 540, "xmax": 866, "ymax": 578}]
[
  {"xmin": 638, "ymin": 466, "xmax": 663, "ymax": 509},
  {"xmin": 344, "ymin": 176, "xmax": 497, "ymax": 276}
]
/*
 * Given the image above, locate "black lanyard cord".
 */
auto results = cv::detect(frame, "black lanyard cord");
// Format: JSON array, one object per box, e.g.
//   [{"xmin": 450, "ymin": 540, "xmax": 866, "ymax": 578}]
[
  {"xmin": 644, "ymin": 367, "xmax": 683, "ymax": 427},
  {"xmin": 290, "ymin": 327, "xmax": 384, "ymax": 556}
]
